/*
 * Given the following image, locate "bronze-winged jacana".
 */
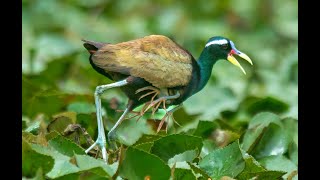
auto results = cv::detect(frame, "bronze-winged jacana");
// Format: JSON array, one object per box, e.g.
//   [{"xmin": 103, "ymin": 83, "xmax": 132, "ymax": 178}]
[{"xmin": 82, "ymin": 35, "xmax": 252, "ymax": 161}]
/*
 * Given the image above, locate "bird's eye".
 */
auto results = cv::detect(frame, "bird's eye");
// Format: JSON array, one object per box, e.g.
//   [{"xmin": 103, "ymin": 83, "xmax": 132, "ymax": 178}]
[{"xmin": 221, "ymin": 44, "xmax": 228, "ymax": 49}]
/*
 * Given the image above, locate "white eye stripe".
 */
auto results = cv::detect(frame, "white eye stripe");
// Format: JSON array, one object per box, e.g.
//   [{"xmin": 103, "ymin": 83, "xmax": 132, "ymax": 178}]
[{"xmin": 205, "ymin": 39, "xmax": 228, "ymax": 47}]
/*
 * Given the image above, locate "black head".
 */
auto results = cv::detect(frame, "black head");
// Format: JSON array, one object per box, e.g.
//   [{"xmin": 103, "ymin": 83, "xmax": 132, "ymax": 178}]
[{"xmin": 204, "ymin": 36, "xmax": 253, "ymax": 74}]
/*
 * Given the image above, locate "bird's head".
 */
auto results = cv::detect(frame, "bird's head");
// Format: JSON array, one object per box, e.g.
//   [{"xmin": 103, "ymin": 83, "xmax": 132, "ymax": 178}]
[{"xmin": 205, "ymin": 36, "xmax": 253, "ymax": 74}]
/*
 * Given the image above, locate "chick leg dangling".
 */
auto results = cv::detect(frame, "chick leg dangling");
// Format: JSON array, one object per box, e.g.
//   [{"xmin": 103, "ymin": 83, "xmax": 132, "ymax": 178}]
[{"xmin": 85, "ymin": 78, "xmax": 129, "ymax": 162}]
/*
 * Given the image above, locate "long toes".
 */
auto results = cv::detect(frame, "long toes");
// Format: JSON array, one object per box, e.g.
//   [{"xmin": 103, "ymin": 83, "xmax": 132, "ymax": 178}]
[
  {"xmin": 135, "ymin": 87, "xmax": 152, "ymax": 94},
  {"xmin": 138, "ymin": 91, "xmax": 156, "ymax": 100}
]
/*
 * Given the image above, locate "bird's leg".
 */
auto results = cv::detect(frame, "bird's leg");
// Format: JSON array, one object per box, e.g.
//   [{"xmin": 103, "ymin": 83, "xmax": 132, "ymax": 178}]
[
  {"xmin": 107, "ymin": 100, "xmax": 133, "ymax": 149},
  {"xmin": 85, "ymin": 79, "xmax": 129, "ymax": 162},
  {"xmin": 157, "ymin": 103, "xmax": 183, "ymax": 133}
]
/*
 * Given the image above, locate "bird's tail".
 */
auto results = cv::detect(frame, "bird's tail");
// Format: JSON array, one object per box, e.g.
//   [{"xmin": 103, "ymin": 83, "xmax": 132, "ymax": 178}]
[{"xmin": 82, "ymin": 39, "xmax": 109, "ymax": 54}]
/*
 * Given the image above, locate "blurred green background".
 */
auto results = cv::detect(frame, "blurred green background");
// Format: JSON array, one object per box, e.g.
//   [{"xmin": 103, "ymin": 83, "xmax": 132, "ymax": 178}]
[{"xmin": 22, "ymin": 0, "xmax": 297, "ymax": 140}]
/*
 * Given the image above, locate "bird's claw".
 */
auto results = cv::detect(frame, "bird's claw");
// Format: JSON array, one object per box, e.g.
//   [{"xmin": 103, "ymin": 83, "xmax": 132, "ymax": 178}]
[{"xmin": 135, "ymin": 86, "xmax": 160, "ymax": 101}]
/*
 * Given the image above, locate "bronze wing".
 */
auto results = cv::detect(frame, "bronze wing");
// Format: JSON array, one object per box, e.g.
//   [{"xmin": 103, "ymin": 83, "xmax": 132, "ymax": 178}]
[{"xmin": 91, "ymin": 35, "xmax": 194, "ymax": 88}]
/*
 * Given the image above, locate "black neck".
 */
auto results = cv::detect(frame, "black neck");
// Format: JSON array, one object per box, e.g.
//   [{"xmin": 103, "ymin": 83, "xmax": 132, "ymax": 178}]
[{"xmin": 194, "ymin": 49, "xmax": 220, "ymax": 94}]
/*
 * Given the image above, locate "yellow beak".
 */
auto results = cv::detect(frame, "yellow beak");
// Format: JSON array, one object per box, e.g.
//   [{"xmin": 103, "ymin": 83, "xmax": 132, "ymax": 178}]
[{"xmin": 227, "ymin": 51, "xmax": 253, "ymax": 75}]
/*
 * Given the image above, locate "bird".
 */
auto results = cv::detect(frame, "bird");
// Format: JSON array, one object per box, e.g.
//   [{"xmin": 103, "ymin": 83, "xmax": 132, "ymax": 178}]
[{"xmin": 82, "ymin": 35, "xmax": 252, "ymax": 161}]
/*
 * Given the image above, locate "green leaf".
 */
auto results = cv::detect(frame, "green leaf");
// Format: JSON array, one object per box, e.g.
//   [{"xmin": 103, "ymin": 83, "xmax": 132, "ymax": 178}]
[
  {"xmin": 22, "ymin": 131, "xmax": 39, "ymax": 144},
  {"xmin": 250, "ymin": 122, "xmax": 290, "ymax": 159},
  {"xmin": 150, "ymin": 134, "xmax": 203, "ymax": 162},
  {"xmin": 173, "ymin": 168, "xmax": 196, "ymax": 180},
  {"xmin": 31, "ymin": 144, "xmax": 79, "ymax": 179},
  {"xmin": 288, "ymin": 142, "xmax": 298, "ymax": 165},
  {"xmin": 199, "ymin": 140, "xmax": 244, "ymax": 179},
  {"xmin": 188, "ymin": 162, "xmax": 211, "ymax": 180},
  {"xmin": 22, "ymin": 131, "xmax": 47, "ymax": 146},
  {"xmin": 238, "ymin": 171, "xmax": 285, "ymax": 180},
  {"xmin": 67, "ymin": 102, "xmax": 96, "ymax": 114},
  {"xmin": 48, "ymin": 135, "xmax": 85, "ymax": 157},
  {"xmin": 130, "ymin": 129, "xmax": 162, "ymax": 153},
  {"xmin": 237, "ymin": 153, "xmax": 285, "ymax": 180},
  {"xmin": 282, "ymin": 117, "xmax": 298, "ymax": 145},
  {"xmin": 75, "ymin": 113, "xmax": 96, "ymax": 137},
  {"xmin": 32, "ymin": 34, "xmax": 77, "ymax": 74},
  {"xmin": 30, "ymin": 143, "xmax": 116, "ymax": 179},
  {"xmin": 47, "ymin": 112, "xmax": 76, "ymax": 134},
  {"xmin": 168, "ymin": 150, "xmax": 199, "ymax": 164},
  {"xmin": 133, "ymin": 134, "xmax": 163, "ymax": 145},
  {"xmin": 210, "ymin": 129, "xmax": 241, "ymax": 148},
  {"xmin": 241, "ymin": 112, "xmax": 282, "ymax": 153},
  {"xmin": 134, "ymin": 142, "xmax": 154, "ymax": 152},
  {"xmin": 132, "ymin": 132, "xmax": 162, "ymax": 152},
  {"xmin": 247, "ymin": 97, "xmax": 289, "ymax": 115},
  {"xmin": 22, "ymin": 138, "xmax": 54, "ymax": 177},
  {"xmin": 119, "ymin": 147, "xmax": 171, "ymax": 180},
  {"xmin": 259, "ymin": 155, "xmax": 297, "ymax": 180},
  {"xmin": 45, "ymin": 131, "xmax": 60, "ymax": 141},
  {"xmin": 23, "ymin": 88, "xmax": 66, "ymax": 118},
  {"xmin": 193, "ymin": 120, "xmax": 217, "ymax": 138},
  {"xmin": 200, "ymin": 139, "xmax": 219, "ymax": 158},
  {"xmin": 242, "ymin": 112, "xmax": 290, "ymax": 159},
  {"xmin": 172, "ymin": 107, "xmax": 199, "ymax": 128},
  {"xmin": 184, "ymin": 86, "xmax": 239, "ymax": 120},
  {"xmin": 258, "ymin": 155, "xmax": 298, "ymax": 179},
  {"xmin": 116, "ymin": 116, "xmax": 153, "ymax": 146},
  {"xmin": 24, "ymin": 119, "xmax": 42, "ymax": 135},
  {"xmin": 74, "ymin": 154, "xmax": 117, "ymax": 177}
]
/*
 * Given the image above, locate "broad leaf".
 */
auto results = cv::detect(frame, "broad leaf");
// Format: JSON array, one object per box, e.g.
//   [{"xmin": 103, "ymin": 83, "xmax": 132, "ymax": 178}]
[
  {"xmin": 48, "ymin": 135, "xmax": 85, "ymax": 157},
  {"xmin": 119, "ymin": 147, "xmax": 171, "ymax": 180},
  {"xmin": 237, "ymin": 153, "xmax": 285, "ymax": 179},
  {"xmin": 199, "ymin": 140, "xmax": 244, "ymax": 179},
  {"xmin": 150, "ymin": 134, "xmax": 203, "ymax": 162},
  {"xmin": 22, "ymin": 138, "xmax": 54, "ymax": 177},
  {"xmin": 241, "ymin": 112, "xmax": 282, "ymax": 153},
  {"xmin": 193, "ymin": 120, "xmax": 217, "ymax": 138},
  {"xmin": 173, "ymin": 168, "xmax": 196, "ymax": 180},
  {"xmin": 259, "ymin": 155, "xmax": 298, "ymax": 180}
]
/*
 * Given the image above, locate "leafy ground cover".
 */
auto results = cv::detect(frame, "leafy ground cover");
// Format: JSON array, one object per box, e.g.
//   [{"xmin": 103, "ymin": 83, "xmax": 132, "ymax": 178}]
[{"xmin": 23, "ymin": 0, "xmax": 297, "ymax": 179}]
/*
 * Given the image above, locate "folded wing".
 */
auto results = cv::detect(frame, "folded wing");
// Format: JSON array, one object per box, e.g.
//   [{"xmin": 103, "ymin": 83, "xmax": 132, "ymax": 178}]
[{"xmin": 91, "ymin": 35, "xmax": 194, "ymax": 88}]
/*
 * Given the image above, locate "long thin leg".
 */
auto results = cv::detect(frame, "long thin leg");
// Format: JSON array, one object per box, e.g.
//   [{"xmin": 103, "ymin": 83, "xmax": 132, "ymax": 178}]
[
  {"xmin": 85, "ymin": 79, "xmax": 129, "ymax": 162},
  {"xmin": 107, "ymin": 100, "xmax": 133, "ymax": 149}
]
